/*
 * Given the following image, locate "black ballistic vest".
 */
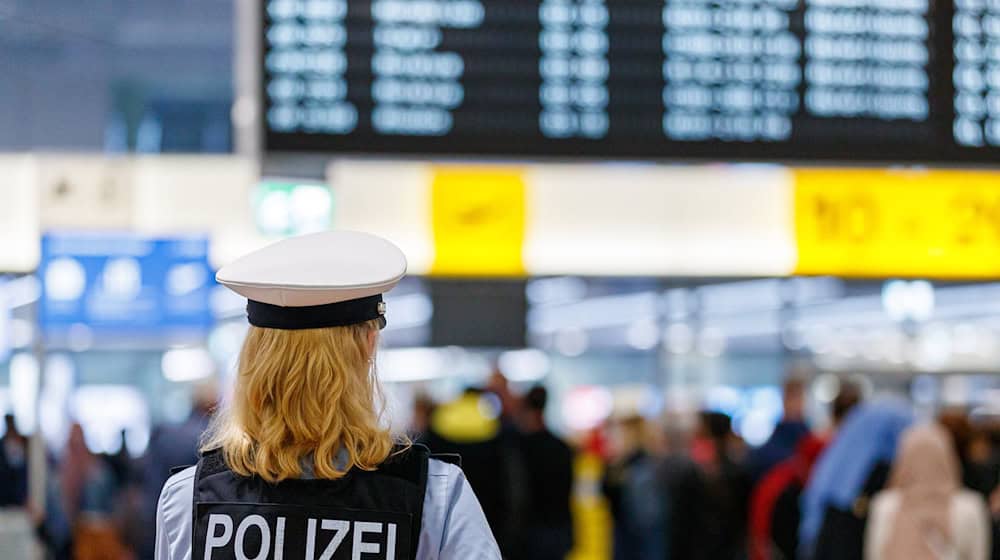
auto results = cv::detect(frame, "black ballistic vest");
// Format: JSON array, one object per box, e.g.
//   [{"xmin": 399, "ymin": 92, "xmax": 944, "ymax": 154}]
[{"xmin": 191, "ymin": 445, "xmax": 435, "ymax": 560}]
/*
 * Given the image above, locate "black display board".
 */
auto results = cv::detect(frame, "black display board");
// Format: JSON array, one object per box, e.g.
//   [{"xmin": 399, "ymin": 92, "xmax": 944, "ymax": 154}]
[
  {"xmin": 430, "ymin": 279, "xmax": 527, "ymax": 347},
  {"xmin": 262, "ymin": 0, "xmax": 1000, "ymax": 164}
]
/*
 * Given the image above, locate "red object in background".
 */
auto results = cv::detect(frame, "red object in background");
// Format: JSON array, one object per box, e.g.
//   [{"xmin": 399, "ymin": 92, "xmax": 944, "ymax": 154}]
[
  {"xmin": 690, "ymin": 437, "xmax": 718, "ymax": 468},
  {"xmin": 582, "ymin": 427, "xmax": 610, "ymax": 461},
  {"xmin": 748, "ymin": 435, "xmax": 828, "ymax": 560}
]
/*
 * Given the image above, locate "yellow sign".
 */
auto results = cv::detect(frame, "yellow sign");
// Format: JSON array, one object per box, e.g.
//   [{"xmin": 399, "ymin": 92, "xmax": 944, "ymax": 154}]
[
  {"xmin": 794, "ymin": 169, "xmax": 1000, "ymax": 278},
  {"xmin": 430, "ymin": 166, "xmax": 526, "ymax": 276}
]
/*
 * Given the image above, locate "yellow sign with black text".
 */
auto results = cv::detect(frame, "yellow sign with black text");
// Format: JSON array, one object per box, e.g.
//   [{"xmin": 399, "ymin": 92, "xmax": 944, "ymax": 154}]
[
  {"xmin": 794, "ymin": 169, "xmax": 1000, "ymax": 278},
  {"xmin": 430, "ymin": 166, "xmax": 526, "ymax": 276}
]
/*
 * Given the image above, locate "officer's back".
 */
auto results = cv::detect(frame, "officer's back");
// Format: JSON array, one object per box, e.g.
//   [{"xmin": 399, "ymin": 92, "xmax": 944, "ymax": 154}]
[{"xmin": 153, "ymin": 232, "xmax": 501, "ymax": 560}]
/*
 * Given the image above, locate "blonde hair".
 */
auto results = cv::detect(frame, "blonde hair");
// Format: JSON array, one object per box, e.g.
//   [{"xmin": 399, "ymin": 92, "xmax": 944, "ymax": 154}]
[{"xmin": 202, "ymin": 319, "xmax": 394, "ymax": 482}]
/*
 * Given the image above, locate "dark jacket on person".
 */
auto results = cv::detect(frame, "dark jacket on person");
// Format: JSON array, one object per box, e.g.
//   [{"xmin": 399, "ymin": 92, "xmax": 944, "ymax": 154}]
[
  {"xmin": 658, "ymin": 454, "xmax": 710, "ymax": 560},
  {"xmin": 519, "ymin": 428, "xmax": 574, "ymax": 560},
  {"xmin": 746, "ymin": 420, "xmax": 810, "ymax": 481},
  {"xmin": 420, "ymin": 393, "xmax": 524, "ymax": 557},
  {"xmin": 603, "ymin": 450, "xmax": 667, "ymax": 560}
]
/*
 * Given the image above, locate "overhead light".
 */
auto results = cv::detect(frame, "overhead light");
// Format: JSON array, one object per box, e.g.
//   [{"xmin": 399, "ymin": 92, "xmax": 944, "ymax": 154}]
[
  {"xmin": 383, "ymin": 293, "xmax": 433, "ymax": 329},
  {"xmin": 71, "ymin": 385, "xmax": 150, "ymax": 456},
  {"xmin": 377, "ymin": 347, "xmax": 450, "ymax": 383},
  {"xmin": 740, "ymin": 408, "xmax": 779, "ymax": 447},
  {"xmin": 10, "ymin": 353, "xmax": 39, "ymax": 434},
  {"xmin": 704, "ymin": 385, "xmax": 743, "ymax": 417},
  {"xmin": 812, "ymin": 373, "xmax": 841, "ymax": 404},
  {"xmin": 497, "ymin": 349, "xmax": 550, "ymax": 382},
  {"xmin": 44, "ymin": 258, "xmax": 86, "ymax": 302},
  {"xmin": 161, "ymin": 347, "xmax": 215, "ymax": 382},
  {"xmin": 166, "ymin": 263, "xmax": 208, "ymax": 296},
  {"xmin": 562, "ymin": 385, "xmax": 613, "ymax": 432},
  {"xmin": 883, "ymin": 280, "xmax": 935, "ymax": 322},
  {"xmin": 626, "ymin": 320, "xmax": 659, "ymax": 351},
  {"xmin": 554, "ymin": 328, "xmax": 588, "ymax": 357}
]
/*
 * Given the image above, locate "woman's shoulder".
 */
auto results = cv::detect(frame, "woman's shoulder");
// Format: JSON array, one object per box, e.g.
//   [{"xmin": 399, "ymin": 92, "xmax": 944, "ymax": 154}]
[
  {"xmin": 159, "ymin": 466, "xmax": 196, "ymax": 517},
  {"xmin": 423, "ymin": 457, "xmax": 467, "ymax": 508},
  {"xmin": 427, "ymin": 456, "xmax": 463, "ymax": 478},
  {"xmin": 420, "ymin": 457, "xmax": 501, "ymax": 558}
]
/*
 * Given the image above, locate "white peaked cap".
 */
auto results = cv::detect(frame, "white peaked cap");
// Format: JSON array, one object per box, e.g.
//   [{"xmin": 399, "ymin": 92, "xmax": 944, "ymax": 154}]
[{"xmin": 216, "ymin": 231, "xmax": 407, "ymax": 329}]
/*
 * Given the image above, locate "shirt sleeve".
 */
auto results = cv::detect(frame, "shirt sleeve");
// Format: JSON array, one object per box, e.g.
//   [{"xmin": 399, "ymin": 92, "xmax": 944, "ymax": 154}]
[
  {"xmin": 154, "ymin": 491, "xmax": 170, "ymax": 560},
  {"xmin": 154, "ymin": 466, "xmax": 196, "ymax": 560},
  {"xmin": 420, "ymin": 460, "xmax": 502, "ymax": 559}
]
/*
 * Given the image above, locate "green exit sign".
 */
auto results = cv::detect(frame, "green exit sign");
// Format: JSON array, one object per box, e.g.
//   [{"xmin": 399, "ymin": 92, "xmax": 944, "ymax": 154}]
[{"xmin": 253, "ymin": 181, "xmax": 334, "ymax": 237}]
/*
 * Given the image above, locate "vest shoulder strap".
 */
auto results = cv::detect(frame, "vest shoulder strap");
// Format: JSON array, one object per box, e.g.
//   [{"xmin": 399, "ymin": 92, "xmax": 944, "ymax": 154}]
[
  {"xmin": 169, "ymin": 464, "xmax": 193, "ymax": 477},
  {"xmin": 429, "ymin": 453, "xmax": 462, "ymax": 468},
  {"xmin": 377, "ymin": 443, "xmax": 431, "ymax": 485}
]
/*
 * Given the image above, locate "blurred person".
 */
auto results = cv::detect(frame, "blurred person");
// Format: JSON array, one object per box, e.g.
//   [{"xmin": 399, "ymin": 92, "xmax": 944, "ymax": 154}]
[
  {"xmin": 691, "ymin": 411, "xmax": 752, "ymax": 560},
  {"xmin": 423, "ymin": 387, "xmax": 522, "ymax": 556},
  {"xmin": 486, "ymin": 368, "xmax": 520, "ymax": 425},
  {"xmin": 0, "ymin": 414, "xmax": 28, "ymax": 507},
  {"xmin": 827, "ymin": 380, "xmax": 864, "ymax": 434},
  {"xmin": 102, "ymin": 430, "xmax": 145, "ymax": 559},
  {"xmin": 746, "ymin": 376, "xmax": 811, "ymax": 481},
  {"xmin": 32, "ymin": 476, "xmax": 74, "ymax": 560},
  {"xmin": 145, "ymin": 380, "xmax": 218, "ymax": 493},
  {"xmin": 517, "ymin": 385, "xmax": 574, "ymax": 560},
  {"xmin": 60, "ymin": 424, "xmax": 118, "ymax": 521},
  {"xmin": 749, "ymin": 378, "xmax": 862, "ymax": 560},
  {"xmin": 409, "ymin": 391, "xmax": 437, "ymax": 441},
  {"xmin": 601, "ymin": 415, "xmax": 667, "ymax": 560},
  {"xmin": 940, "ymin": 411, "xmax": 998, "ymax": 497},
  {"xmin": 800, "ymin": 398, "xmax": 913, "ymax": 560},
  {"xmin": 964, "ymin": 429, "xmax": 997, "ymax": 496},
  {"xmin": 749, "ymin": 436, "xmax": 825, "ymax": 560},
  {"xmin": 0, "ymin": 415, "xmax": 32, "ymax": 559},
  {"xmin": 865, "ymin": 423, "xmax": 990, "ymax": 560},
  {"xmin": 989, "ymin": 484, "xmax": 1000, "ymax": 560},
  {"xmin": 60, "ymin": 423, "xmax": 128, "ymax": 559},
  {"xmin": 155, "ymin": 232, "xmax": 499, "ymax": 559},
  {"xmin": 141, "ymin": 380, "xmax": 218, "ymax": 558},
  {"xmin": 106, "ymin": 430, "xmax": 134, "ymax": 486},
  {"xmin": 657, "ymin": 420, "xmax": 711, "ymax": 560}
]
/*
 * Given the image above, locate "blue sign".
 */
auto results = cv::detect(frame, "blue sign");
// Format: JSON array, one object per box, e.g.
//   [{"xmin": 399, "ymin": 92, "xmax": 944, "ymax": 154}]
[{"xmin": 39, "ymin": 232, "xmax": 215, "ymax": 333}]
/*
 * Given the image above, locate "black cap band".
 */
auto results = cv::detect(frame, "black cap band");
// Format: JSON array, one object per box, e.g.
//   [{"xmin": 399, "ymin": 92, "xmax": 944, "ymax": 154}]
[{"xmin": 246, "ymin": 294, "xmax": 385, "ymax": 330}]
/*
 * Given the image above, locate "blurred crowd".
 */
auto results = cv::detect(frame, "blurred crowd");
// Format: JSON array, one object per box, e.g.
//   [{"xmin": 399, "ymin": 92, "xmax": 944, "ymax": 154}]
[
  {"xmin": 0, "ymin": 385, "xmax": 217, "ymax": 560},
  {"xmin": 587, "ymin": 377, "xmax": 1000, "ymax": 560},
  {"xmin": 3, "ymin": 370, "xmax": 1000, "ymax": 560},
  {"xmin": 411, "ymin": 371, "xmax": 1000, "ymax": 560}
]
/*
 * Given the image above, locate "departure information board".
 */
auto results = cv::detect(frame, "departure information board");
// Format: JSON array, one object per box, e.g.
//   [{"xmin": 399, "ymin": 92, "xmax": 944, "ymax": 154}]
[{"xmin": 262, "ymin": 0, "xmax": 1000, "ymax": 163}]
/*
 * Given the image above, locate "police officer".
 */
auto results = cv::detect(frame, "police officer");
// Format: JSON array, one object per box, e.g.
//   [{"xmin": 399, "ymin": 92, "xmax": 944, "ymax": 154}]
[{"xmin": 154, "ymin": 231, "xmax": 501, "ymax": 559}]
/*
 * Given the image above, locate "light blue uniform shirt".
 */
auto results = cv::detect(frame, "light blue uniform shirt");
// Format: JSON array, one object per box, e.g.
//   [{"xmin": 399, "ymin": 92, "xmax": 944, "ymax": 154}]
[{"xmin": 154, "ymin": 459, "xmax": 501, "ymax": 560}]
